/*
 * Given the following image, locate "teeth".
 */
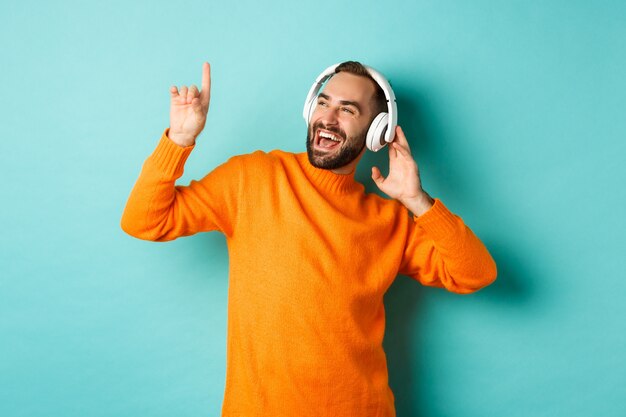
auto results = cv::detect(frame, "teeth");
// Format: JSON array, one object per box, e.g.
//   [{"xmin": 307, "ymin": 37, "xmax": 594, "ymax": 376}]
[{"xmin": 319, "ymin": 131, "xmax": 340, "ymax": 142}]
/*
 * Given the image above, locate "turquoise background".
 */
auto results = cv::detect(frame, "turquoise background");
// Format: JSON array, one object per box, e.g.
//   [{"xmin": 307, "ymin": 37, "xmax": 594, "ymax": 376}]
[{"xmin": 1, "ymin": 0, "xmax": 625, "ymax": 416}]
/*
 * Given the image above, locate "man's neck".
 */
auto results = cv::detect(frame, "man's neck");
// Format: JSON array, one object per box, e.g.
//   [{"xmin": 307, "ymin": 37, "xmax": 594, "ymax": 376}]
[{"xmin": 330, "ymin": 148, "xmax": 365, "ymax": 175}]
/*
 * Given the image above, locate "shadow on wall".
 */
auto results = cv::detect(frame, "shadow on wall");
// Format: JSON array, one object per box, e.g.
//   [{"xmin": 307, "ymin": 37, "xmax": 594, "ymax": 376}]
[
  {"xmin": 384, "ymin": 244, "xmax": 533, "ymax": 416},
  {"xmin": 481, "ymin": 240, "xmax": 534, "ymax": 304},
  {"xmin": 383, "ymin": 277, "xmax": 426, "ymax": 417}
]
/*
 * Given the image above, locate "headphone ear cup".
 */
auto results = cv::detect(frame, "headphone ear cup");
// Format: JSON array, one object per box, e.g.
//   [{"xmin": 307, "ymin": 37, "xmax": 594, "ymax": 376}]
[{"xmin": 366, "ymin": 113, "xmax": 389, "ymax": 152}]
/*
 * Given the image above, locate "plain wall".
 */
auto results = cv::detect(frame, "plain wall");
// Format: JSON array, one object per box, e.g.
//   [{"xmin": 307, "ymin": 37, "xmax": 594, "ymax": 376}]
[{"xmin": 1, "ymin": 0, "xmax": 624, "ymax": 416}]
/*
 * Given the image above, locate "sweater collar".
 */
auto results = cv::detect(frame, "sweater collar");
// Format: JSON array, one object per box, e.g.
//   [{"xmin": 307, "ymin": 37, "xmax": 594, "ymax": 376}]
[{"xmin": 296, "ymin": 152, "xmax": 362, "ymax": 195}]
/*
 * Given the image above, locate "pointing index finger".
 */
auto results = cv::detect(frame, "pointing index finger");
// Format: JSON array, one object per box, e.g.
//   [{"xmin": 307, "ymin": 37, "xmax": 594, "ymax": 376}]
[{"xmin": 200, "ymin": 62, "xmax": 211, "ymax": 105}]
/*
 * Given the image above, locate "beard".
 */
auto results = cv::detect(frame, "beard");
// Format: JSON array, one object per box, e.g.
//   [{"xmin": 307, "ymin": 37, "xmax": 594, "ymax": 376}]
[{"xmin": 306, "ymin": 121, "xmax": 367, "ymax": 170}]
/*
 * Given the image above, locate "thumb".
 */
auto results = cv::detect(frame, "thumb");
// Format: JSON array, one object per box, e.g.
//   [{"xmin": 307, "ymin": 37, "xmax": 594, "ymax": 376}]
[
  {"xmin": 371, "ymin": 166, "xmax": 385, "ymax": 187},
  {"xmin": 191, "ymin": 97, "xmax": 205, "ymax": 117}
]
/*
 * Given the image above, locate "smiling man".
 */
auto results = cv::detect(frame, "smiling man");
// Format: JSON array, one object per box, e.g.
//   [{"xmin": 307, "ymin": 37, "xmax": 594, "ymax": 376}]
[
  {"xmin": 306, "ymin": 68, "xmax": 378, "ymax": 172},
  {"xmin": 121, "ymin": 61, "xmax": 496, "ymax": 417}
]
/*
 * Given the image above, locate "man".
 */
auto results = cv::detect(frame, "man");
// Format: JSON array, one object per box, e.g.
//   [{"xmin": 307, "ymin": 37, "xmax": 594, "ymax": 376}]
[{"xmin": 121, "ymin": 61, "xmax": 496, "ymax": 417}]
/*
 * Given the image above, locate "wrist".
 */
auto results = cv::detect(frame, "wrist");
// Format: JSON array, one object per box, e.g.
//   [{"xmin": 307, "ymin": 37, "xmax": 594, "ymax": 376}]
[
  {"xmin": 402, "ymin": 191, "xmax": 435, "ymax": 217},
  {"xmin": 167, "ymin": 129, "xmax": 196, "ymax": 147}
]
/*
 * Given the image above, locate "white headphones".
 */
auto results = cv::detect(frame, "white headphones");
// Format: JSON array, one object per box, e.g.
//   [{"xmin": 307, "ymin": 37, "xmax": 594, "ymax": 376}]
[{"xmin": 303, "ymin": 63, "xmax": 397, "ymax": 152}]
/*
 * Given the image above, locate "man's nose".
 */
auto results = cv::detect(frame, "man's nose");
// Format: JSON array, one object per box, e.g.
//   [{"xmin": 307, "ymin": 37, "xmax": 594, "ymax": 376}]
[{"xmin": 320, "ymin": 107, "xmax": 339, "ymax": 125}]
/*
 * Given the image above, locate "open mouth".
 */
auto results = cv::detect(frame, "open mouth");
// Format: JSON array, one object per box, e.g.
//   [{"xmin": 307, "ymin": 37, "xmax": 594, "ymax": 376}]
[{"xmin": 315, "ymin": 129, "xmax": 344, "ymax": 151}]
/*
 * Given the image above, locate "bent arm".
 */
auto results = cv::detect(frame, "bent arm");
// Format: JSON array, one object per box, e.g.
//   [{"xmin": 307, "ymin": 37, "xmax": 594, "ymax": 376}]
[
  {"xmin": 399, "ymin": 199, "xmax": 497, "ymax": 294},
  {"xmin": 121, "ymin": 129, "xmax": 239, "ymax": 241}
]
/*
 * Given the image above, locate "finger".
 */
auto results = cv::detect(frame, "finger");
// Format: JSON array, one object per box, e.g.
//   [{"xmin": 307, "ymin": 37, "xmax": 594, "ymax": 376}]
[
  {"xmin": 371, "ymin": 166, "xmax": 382, "ymax": 180},
  {"xmin": 179, "ymin": 85, "xmax": 188, "ymax": 98},
  {"xmin": 388, "ymin": 139, "xmax": 398, "ymax": 159},
  {"xmin": 188, "ymin": 85, "xmax": 199, "ymax": 103},
  {"xmin": 200, "ymin": 62, "xmax": 211, "ymax": 106},
  {"xmin": 393, "ymin": 127, "xmax": 413, "ymax": 156},
  {"xmin": 392, "ymin": 142, "xmax": 410, "ymax": 158},
  {"xmin": 394, "ymin": 126, "xmax": 411, "ymax": 149},
  {"xmin": 170, "ymin": 86, "xmax": 186, "ymax": 105},
  {"xmin": 191, "ymin": 97, "xmax": 204, "ymax": 115}
]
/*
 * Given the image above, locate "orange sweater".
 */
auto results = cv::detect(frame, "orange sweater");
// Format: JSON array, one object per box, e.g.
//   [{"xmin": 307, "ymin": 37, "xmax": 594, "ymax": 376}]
[{"xmin": 121, "ymin": 130, "xmax": 497, "ymax": 417}]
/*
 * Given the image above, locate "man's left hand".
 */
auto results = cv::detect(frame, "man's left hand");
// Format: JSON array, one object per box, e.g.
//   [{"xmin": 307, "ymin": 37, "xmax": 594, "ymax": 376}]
[{"xmin": 371, "ymin": 126, "xmax": 434, "ymax": 217}]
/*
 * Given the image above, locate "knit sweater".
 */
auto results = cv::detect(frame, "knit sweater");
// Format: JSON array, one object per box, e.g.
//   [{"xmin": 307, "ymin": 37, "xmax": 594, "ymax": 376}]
[{"xmin": 121, "ymin": 130, "xmax": 497, "ymax": 417}]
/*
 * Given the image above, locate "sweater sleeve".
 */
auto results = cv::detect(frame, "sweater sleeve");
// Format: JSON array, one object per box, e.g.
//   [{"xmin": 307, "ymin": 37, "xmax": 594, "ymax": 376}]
[
  {"xmin": 398, "ymin": 199, "xmax": 497, "ymax": 294},
  {"xmin": 120, "ymin": 129, "xmax": 241, "ymax": 241}
]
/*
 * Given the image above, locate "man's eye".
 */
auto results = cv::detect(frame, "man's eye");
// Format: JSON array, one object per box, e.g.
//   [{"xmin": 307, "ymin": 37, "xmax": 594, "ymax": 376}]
[
  {"xmin": 317, "ymin": 101, "xmax": 328, "ymax": 107},
  {"xmin": 341, "ymin": 107, "xmax": 354, "ymax": 114}
]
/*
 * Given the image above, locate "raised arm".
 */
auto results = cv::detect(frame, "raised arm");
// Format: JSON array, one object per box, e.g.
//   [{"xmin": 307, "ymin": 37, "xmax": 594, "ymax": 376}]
[
  {"xmin": 373, "ymin": 126, "xmax": 496, "ymax": 292},
  {"xmin": 121, "ymin": 62, "xmax": 240, "ymax": 241},
  {"xmin": 400, "ymin": 200, "xmax": 497, "ymax": 294}
]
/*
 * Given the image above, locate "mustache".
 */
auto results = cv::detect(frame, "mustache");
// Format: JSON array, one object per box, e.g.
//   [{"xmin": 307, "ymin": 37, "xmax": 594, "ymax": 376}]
[{"xmin": 311, "ymin": 122, "xmax": 346, "ymax": 140}]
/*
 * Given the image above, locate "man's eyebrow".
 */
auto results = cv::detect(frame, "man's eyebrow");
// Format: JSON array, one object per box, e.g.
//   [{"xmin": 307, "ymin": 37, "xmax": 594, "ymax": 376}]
[{"xmin": 318, "ymin": 93, "xmax": 362, "ymax": 113}]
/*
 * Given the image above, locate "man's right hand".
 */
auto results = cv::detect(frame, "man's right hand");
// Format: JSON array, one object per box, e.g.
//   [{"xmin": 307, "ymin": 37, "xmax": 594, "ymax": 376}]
[{"xmin": 168, "ymin": 62, "xmax": 211, "ymax": 147}]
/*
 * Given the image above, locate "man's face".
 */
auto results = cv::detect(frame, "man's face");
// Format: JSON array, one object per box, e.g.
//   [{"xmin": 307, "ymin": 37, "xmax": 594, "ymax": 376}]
[{"xmin": 306, "ymin": 72, "xmax": 377, "ymax": 172}]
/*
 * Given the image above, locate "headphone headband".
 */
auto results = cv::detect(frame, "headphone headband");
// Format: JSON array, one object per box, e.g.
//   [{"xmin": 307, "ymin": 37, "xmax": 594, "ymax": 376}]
[
  {"xmin": 302, "ymin": 64, "xmax": 339, "ymax": 121},
  {"xmin": 303, "ymin": 63, "xmax": 398, "ymax": 151}
]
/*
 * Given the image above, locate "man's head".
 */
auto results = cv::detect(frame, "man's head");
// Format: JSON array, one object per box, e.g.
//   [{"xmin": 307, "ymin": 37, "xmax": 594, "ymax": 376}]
[{"xmin": 306, "ymin": 61, "xmax": 387, "ymax": 174}]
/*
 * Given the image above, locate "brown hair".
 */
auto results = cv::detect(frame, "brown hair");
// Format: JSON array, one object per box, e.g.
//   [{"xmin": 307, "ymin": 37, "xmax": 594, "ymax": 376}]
[{"xmin": 334, "ymin": 61, "xmax": 387, "ymax": 116}]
